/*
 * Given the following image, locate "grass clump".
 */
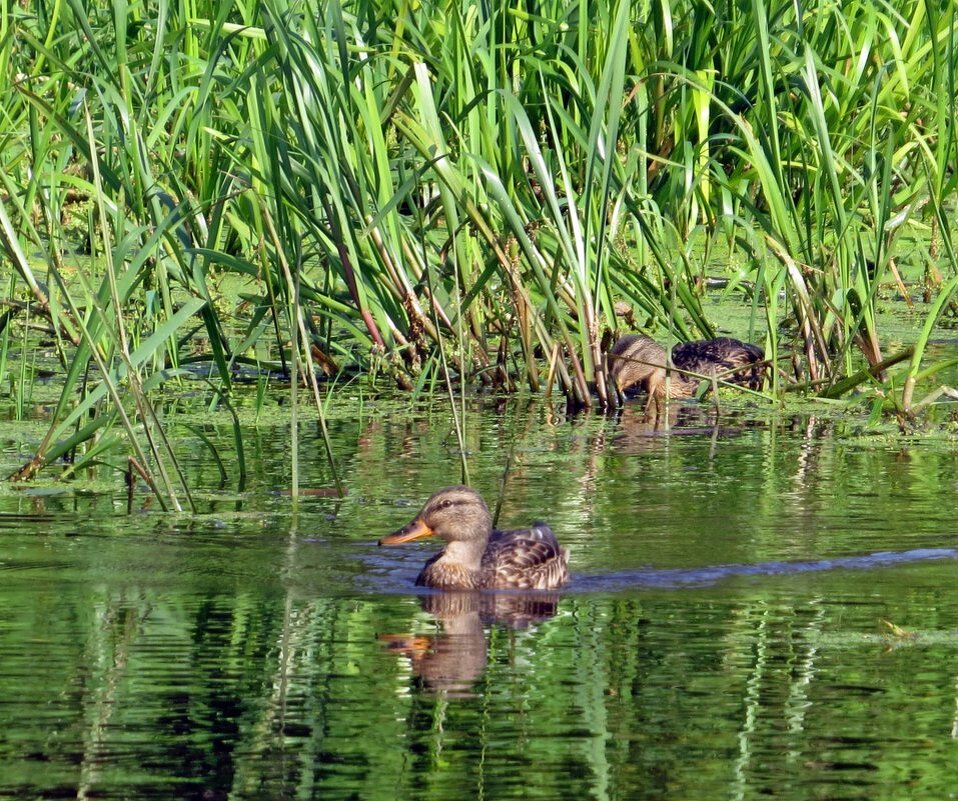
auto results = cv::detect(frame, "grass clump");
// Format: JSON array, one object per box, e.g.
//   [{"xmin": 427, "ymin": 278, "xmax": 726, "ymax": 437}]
[{"xmin": 1, "ymin": 0, "xmax": 958, "ymax": 496}]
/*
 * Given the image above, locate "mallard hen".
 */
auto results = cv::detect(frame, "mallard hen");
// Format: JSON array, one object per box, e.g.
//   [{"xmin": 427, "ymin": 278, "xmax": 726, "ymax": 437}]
[
  {"xmin": 379, "ymin": 486, "xmax": 569, "ymax": 590},
  {"xmin": 609, "ymin": 334, "xmax": 764, "ymax": 412}
]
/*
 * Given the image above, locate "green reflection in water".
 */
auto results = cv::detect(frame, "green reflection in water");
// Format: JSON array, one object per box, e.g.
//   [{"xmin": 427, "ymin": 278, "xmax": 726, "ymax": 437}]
[{"xmin": 1, "ymin": 398, "xmax": 957, "ymax": 800}]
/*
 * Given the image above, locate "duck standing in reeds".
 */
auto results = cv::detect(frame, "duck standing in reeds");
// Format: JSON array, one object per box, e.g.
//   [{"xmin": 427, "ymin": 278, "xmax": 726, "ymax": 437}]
[
  {"xmin": 609, "ymin": 334, "xmax": 765, "ymax": 412},
  {"xmin": 379, "ymin": 486, "xmax": 569, "ymax": 590}
]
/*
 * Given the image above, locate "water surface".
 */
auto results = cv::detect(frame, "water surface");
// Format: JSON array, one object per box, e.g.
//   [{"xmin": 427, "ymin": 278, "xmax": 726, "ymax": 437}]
[{"xmin": 1, "ymin": 398, "xmax": 957, "ymax": 800}]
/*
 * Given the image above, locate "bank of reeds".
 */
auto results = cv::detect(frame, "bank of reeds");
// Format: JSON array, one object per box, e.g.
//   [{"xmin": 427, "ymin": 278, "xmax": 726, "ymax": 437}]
[{"xmin": 2, "ymin": 0, "xmax": 958, "ymax": 494}]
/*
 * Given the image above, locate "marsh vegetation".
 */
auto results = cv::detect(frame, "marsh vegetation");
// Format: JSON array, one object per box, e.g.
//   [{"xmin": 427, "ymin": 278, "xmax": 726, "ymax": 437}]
[{"xmin": 3, "ymin": 0, "xmax": 958, "ymax": 502}]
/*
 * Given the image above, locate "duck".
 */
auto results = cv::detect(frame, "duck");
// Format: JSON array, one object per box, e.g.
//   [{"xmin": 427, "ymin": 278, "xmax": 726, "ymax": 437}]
[
  {"xmin": 609, "ymin": 334, "xmax": 765, "ymax": 412},
  {"xmin": 378, "ymin": 485, "xmax": 569, "ymax": 590}
]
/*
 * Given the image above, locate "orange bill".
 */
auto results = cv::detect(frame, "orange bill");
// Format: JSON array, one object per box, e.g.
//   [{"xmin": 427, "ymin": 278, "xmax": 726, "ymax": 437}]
[{"xmin": 378, "ymin": 518, "xmax": 434, "ymax": 545}]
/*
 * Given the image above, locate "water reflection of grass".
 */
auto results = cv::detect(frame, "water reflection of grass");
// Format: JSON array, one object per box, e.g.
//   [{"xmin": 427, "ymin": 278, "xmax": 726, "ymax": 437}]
[{"xmin": 2, "ymin": 394, "xmax": 958, "ymax": 797}]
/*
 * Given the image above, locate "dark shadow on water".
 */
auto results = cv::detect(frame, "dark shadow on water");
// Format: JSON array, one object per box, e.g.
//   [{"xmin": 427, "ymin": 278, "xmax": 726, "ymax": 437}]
[{"xmin": 570, "ymin": 547, "xmax": 958, "ymax": 592}]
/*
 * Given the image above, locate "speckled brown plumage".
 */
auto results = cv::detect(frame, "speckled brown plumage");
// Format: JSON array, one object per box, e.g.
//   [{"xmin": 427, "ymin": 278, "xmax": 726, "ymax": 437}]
[
  {"xmin": 609, "ymin": 334, "xmax": 765, "ymax": 412},
  {"xmin": 379, "ymin": 486, "xmax": 569, "ymax": 590}
]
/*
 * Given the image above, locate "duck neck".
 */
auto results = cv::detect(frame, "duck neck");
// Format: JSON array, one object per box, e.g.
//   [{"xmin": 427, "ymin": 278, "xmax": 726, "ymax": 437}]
[{"xmin": 440, "ymin": 537, "xmax": 488, "ymax": 572}]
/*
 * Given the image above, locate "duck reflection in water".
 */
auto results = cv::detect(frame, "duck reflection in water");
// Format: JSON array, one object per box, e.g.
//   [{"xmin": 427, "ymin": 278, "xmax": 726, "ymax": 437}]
[
  {"xmin": 379, "ymin": 592, "xmax": 560, "ymax": 696},
  {"xmin": 612, "ymin": 401, "xmax": 761, "ymax": 454}
]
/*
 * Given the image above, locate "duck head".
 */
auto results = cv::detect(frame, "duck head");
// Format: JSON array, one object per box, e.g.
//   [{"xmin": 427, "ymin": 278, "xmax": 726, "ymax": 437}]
[{"xmin": 379, "ymin": 485, "xmax": 493, "ymax": 546}]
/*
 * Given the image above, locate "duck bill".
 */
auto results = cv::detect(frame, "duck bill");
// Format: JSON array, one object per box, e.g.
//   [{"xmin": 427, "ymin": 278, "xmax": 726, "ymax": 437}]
[{"xmin": 378, "ymin": 518, "xmax": 434, "ymax": 546}]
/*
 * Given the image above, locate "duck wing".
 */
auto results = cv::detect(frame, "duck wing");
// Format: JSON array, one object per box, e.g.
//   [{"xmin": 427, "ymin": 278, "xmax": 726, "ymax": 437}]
[
  {"xmin": 673, "ymin": 338, "xmax": 764, "ymax": 387},
  {"xmin": 481, "ymin": 525, "xmax": 569, "ymax": 590}
]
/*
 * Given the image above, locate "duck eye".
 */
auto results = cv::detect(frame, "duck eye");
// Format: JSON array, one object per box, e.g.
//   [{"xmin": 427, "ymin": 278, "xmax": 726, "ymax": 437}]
[{"xmin": 439, "ymin": 499, "xmax": 453, "ymax": 509}]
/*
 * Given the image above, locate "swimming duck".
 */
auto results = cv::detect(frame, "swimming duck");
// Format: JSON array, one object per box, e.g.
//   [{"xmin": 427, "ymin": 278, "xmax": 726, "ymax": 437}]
[
  {"xmin": 609, "ymin": 334, "xmax": 765, "ymax": 411},
  {"xmin": 378, "ymin": 486, "xmax": 569, "ymax": 590}
]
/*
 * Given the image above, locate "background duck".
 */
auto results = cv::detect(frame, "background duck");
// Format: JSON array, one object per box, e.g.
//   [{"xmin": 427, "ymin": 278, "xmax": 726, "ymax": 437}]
[
  {"xmin": 379, "ymin": 486, "xmax": 569, "ymax": 590},
  {"xmin": 609, "ymin": 334, "xmax": 765, "ymax": 411}
]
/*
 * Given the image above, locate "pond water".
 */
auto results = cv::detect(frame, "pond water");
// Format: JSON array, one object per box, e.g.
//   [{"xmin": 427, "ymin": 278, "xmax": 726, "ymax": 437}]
[{"xmin": 2, "ymin": 395, "xmax": 958, "ymax": 800}]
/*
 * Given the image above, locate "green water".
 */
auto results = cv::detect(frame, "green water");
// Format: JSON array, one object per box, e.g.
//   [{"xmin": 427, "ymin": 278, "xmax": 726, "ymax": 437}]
[{"xmin": 2, "ymin": 398, "xmax": 958, "ymax": 800}]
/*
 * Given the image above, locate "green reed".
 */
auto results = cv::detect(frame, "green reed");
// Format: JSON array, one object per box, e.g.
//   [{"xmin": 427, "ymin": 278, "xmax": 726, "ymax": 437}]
[{"xmin": 2, "ymin": 0, "xmax": 958, "ymax": 489}]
